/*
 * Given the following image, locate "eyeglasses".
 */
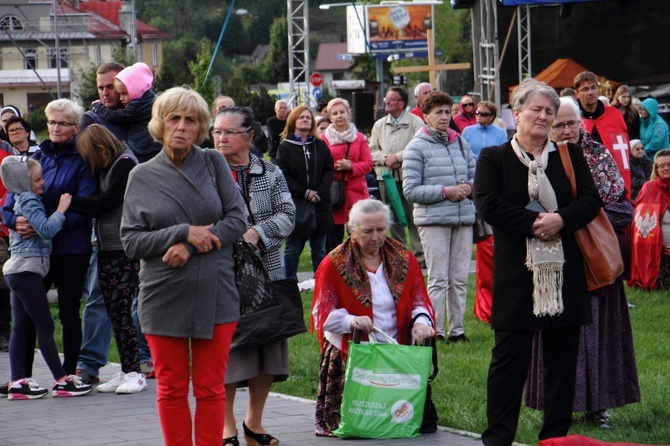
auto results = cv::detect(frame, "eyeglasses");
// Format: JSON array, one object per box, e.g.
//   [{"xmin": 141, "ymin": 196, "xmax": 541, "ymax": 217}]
[
  {"xmin": 211, "ymin": 128, "xmax": 249, "ymax": 139},
  {"xmin": 551, "ymin": 120, "xmax": 581, "ymax": 131},
  {"xmin": 47, "ymin": 120, "xmax": 76, "ymax": 127},
  {"xmin": 475, "ymin": 111, "xmax": 493, "ymax": 117},
  {"xmin": 462, "ymin": 103, "xmax": 474, "ymax": 107},
  {"xmin": 7, "ymin": 127, "xmax": 25, "ymax": 133},
  {"xmin": 577, "ymin": 85, "xmax": 599, "ymax": 94}
]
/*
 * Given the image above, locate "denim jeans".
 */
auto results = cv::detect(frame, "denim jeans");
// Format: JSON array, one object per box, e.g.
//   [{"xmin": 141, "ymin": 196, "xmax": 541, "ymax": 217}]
[
  {"xmin": 132, "ymin": 295, "xmax": 152, "ymax": 363},
  {"xmin": 77, "ymin": 247, "xmax": 111, "ymax": 377},
  {"xmin": 284, "ymin": 232, "xmax": 327, "ymax": 279}
]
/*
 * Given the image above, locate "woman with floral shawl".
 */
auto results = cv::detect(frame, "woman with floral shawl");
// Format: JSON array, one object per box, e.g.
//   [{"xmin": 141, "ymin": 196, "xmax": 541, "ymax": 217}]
[{"xmin": 311, "ymin": 199, "xmax": 435, "ymax": 437}]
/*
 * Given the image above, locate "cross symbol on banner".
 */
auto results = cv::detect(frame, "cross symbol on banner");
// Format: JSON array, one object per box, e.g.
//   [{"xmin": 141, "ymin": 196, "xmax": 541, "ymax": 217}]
[{"xmin": 612, "ymin": 134, "xmax": 630, "ymax": 170}]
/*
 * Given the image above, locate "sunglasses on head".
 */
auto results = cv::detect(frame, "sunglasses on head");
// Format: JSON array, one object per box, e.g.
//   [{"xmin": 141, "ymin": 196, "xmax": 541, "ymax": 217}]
[{"xmin": 476, "ymin": 111, "xmax": 493, "ymax": 117}]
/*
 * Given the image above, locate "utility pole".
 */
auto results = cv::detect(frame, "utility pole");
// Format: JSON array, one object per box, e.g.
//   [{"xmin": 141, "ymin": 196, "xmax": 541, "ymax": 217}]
[{"xmin": 53, "ymin": 0, "xmax": 62, "ymax": 98}]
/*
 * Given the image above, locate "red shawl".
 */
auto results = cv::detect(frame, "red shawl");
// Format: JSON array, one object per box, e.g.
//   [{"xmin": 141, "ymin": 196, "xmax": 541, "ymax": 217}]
[
  {"xmin": 311, "ymin": 237, "xmax": 434, "ymax": 358},
  {"xmin": 629, "ymin": 177, "xmax": 670, "ymax": 289}
]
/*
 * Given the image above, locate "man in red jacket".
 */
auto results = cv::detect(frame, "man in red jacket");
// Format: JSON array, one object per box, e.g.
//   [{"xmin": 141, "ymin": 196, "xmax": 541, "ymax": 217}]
[{"xmin": 574, "ymin": 71, "xmax": 631, "ymax": 197}]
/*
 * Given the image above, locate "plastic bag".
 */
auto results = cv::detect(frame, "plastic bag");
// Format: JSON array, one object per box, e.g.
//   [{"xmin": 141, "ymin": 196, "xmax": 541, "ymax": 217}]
[{"xmin": 334, "ymin": 328, "xmax": 432, "ymax": 439}]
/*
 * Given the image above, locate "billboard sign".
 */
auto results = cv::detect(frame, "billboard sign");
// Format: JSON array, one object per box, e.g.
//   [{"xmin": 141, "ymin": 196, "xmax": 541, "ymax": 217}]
[
  {"xmin": 347, "ymin": 5, "xmax": 367, "ymax": 54},
  {"xmin": 365, "ymin": 4, "xmax": 433, "ymax": 53},
  {"xmin": 499, "ymin": 0, "xmax": 605, "ymax": 5}
]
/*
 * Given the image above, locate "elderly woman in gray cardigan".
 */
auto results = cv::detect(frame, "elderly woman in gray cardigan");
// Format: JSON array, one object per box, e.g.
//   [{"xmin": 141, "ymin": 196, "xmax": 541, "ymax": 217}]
[
  {"xmin": 403, "ymin": 91, "xmax": 476, "ymax": 344},
  {"xmin": 120, "ymin": 87, "xmax": 247, "ymax": 446}
]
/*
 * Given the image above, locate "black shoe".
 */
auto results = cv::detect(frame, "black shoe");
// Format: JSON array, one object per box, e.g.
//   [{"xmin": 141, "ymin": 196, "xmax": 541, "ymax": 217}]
[
  {"xmin": 222, "ymin": 432, "xmax": 239, "ymax": 446},
  {"xmin": 447, "ymin": 334, "xmax": 470, "ymax": 343},
  {"xmin": 0, "ymin": 382, "xmax": 8, "ymax": 395},
  {"xmin": 591, "ymin": 410, "xmax": 612, "ymax": 429},
  {"xmin": 7, "ymin": 378, "xmax": 48, "ymax": 400},
  {"xmin": 436, "ymin": 335, "xmax": 446, "ymax": 342},
  {"xmin": 52, "ymin": 375, "xmax": 93, "ymax": 398},
  {"xmin": 243, "ymin": 421, "xmax": 279, "ymax": 445}
]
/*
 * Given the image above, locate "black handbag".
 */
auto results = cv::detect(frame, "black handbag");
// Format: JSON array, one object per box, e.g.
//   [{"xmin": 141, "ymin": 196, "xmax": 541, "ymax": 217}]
[
  {"xmin": 233, "ymin": 239, "xmax": 274, "ymax": 317},
  {"xmin": 473, "ymin": 213, "xmax": 493, "ymax": 244},
  {"xmin": 331, "ymin": 143, "xmax": 350, "ymax": 210},
  {"xmin": 230, "ymin": 277, "xmax": 307, "ymax": 352},
  {"xmin": 292, "ymin": 199, "xmax": 317, "ymax": 235}
]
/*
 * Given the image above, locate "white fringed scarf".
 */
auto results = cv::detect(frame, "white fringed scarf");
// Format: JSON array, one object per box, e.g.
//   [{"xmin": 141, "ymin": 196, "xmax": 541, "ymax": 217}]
[{"xmin": 511, "ymin": 136, "xmax": 565, "ymax": 317}]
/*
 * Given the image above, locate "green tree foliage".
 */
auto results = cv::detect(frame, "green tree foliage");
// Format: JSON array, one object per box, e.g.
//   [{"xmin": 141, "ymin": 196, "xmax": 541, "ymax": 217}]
[
  {"xmin": 188, "ymin": 40, "xmax": 216, "ymax": 105},
  {"xmin": 261, "ymin": 17, "xmax": 289, "ymax": 84},
  {"xmin": 154, "ymin": 37, "xmax": 201, "ymax": 92}
]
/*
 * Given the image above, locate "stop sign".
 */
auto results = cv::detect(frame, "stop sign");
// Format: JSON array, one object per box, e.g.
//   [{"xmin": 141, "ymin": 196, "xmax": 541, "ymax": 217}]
[{"xmin": 310, "ymin": 72, "xmax": 323, "ymax": 87}]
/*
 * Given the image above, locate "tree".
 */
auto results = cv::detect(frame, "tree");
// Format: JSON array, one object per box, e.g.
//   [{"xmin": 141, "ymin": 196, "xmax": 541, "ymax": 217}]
[
  {"xmin": 188, "ymin": 40, "xmax": 216, "ymax": 105},
  {"xmin": 261, "ymin": 17, "xmax": 289, "ymax": 84}
]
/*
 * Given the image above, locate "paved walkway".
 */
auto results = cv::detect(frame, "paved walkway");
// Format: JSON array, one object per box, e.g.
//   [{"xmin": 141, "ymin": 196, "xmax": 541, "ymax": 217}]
[{"xmin": 0, "ymin": 351, "xmax": 482, "ymax": 446}]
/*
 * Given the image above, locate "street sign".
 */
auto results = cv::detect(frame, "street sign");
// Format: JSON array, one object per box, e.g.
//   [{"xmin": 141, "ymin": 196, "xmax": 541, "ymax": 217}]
[
  {"xmin": 312, "ymin": 87, "xmax": 322, "ymax": 99},
  {"xmin": 310, "ymin": 72, "xmax": 323, "ymax": 87}
]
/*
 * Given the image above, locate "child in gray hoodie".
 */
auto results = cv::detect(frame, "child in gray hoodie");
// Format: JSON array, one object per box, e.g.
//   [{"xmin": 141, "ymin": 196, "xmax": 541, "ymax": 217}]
[{"xmin": 0, "ymin": 156, "xmax": 92, "ymax": 400}]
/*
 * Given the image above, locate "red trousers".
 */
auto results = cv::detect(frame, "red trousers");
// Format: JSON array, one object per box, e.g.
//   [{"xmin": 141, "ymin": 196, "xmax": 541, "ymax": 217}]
[
  {"xmin": 146, "ymin": 322, "xmax": 236, "ymax": 446},
  {"xmin": 474, "ymin": 237, "xmax": 494, "ymax": 323}
]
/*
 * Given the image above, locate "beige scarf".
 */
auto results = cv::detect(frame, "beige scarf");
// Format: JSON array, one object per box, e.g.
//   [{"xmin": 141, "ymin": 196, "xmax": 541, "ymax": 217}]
[{"xmin": 511, "ymin": 136, "xmax": 565, "ymax": 317}]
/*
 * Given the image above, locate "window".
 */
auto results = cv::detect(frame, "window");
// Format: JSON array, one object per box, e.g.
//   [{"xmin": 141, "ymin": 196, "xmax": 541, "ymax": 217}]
[
  {"xmin": 28, "ymin": 93, "xmax": 57, "ymax": 112},
  {"xmin": 152, "ymin": 44, "xmax": 158, "ymax": 67},
  {"xmin": 0, "ymin": 15, "xmax": 24, "ymax": 31},
  {"xmin": 94, "ymin": 46, "xmax": 101, "ymax": 65},
  {"xmin": 24, "ymin": 49, "xmax": 36, "ymax": 70},
  {"xmin": 48, "ymin": 48, "xmax": 69, "ymax": 69}
]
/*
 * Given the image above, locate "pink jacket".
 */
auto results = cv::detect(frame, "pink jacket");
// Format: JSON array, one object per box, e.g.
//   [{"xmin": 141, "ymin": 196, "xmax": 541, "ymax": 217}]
[{"xmin": 322, "ymin": 132, "xmax": 373, "ymax": 225}]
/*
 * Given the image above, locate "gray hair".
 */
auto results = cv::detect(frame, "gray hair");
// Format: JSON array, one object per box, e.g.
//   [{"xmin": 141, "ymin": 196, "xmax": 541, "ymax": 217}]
[
  {"xmin": 559, "ymin": 96, "xmax": 581, "ymax": 121},
  {"xmin": 45, "ymin": 99, "xmax": 85, "ymax": 126},
  {"xmin": 274, "ymin": 100, "xmax": 288, "ymax": 109},
  {"xmin": 414, "ymin": 82, "xmax": 433, "ymax": 98},
  {"xmin": 511, "ymin": 78, "xmax": 560, "ymax": 115},
  {"xmin": 348, "ymin": 199, "xmax": 392, "ymax": 231}
]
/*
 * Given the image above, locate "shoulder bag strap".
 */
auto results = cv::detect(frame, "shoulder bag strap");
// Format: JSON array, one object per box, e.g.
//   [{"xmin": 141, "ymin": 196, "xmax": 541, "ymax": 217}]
[{"xmin": 556, "ymin": 141, "xmax": 577, "ymax": 199}]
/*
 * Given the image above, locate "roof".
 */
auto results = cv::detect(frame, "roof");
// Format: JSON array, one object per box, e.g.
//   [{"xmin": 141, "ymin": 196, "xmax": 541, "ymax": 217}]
[
  {"xmin": 315, "ymin": 43, "xmax": 354, "ymax": 72},
  {"xmin": 79, "ymin": 1, "xmax": 170, "ymax": 39}
]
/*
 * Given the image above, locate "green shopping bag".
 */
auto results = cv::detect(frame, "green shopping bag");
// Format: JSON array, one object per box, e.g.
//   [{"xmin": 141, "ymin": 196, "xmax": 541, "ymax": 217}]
[
  {"xmin": 334, "ymin": 328, "xmax": 432, "ymax": 439},
  {"xmin": 382, "ymin": 170, "xmax": 408, "ymax": 227}
]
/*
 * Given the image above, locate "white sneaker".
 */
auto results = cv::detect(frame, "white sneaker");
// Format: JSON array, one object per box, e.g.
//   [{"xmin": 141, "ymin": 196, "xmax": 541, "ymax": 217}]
[
  {"xmin": 96, "ymin": 372, "xmax": 126, "ymax": 393},
  {"xmin": 116, "ymin": 372, "xmax": 147, "ymax": 394}
]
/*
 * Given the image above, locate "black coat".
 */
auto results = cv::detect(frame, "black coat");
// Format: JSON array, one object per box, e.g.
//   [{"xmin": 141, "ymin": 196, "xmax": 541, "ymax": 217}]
[
  {"xmin": 276, "ymin": 137, "xmax": 335, "ymax": 235},
  {"xmin": 473, "ymin": 141, "xmax": 601, "ymax": 330}
]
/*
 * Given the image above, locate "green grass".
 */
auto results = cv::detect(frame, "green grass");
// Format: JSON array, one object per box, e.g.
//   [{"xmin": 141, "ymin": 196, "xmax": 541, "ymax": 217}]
[
  {"xmin": 273, "ymin": 273, "xmax": 670, "ymax": 445},
  {"xmin": 48, "ymin": 249, "xmax": 670, "ymax": 444}
]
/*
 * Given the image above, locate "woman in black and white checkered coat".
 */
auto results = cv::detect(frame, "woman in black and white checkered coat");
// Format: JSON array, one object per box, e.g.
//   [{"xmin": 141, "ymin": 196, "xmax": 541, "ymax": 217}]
[{"xmin": 213, "ymin": 106, "xmax": 295, "ymax": 446}]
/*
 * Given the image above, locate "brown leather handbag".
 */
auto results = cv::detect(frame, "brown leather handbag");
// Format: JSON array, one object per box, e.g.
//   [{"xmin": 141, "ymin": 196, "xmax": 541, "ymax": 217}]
[{"xmin": 556, "ymin": 142, "xmax": 623, "ymax": 290}]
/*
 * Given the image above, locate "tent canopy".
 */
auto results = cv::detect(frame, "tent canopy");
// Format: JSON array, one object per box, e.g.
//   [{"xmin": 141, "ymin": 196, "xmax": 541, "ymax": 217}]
[{"xmin": 507, "ymin": 58, "xmax": 621, "ymax": 100}]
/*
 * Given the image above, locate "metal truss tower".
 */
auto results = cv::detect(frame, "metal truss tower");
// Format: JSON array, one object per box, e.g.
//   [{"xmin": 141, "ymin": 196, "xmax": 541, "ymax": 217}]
[
  {"xmin": 471, "ymin": 0, "xmax": 500, "ymax": 108},
  {"xmin": 287, "ymin": 0, "xmax": 310, "ymax": 106},
  {"xmin": 517, "ymin": 4, "xmax": 531, "ymax": 83}
]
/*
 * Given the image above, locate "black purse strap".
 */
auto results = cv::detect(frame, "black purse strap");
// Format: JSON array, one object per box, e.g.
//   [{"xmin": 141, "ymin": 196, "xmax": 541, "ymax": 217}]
[
  {"xmin": 409, "ymin": 312, "xmax": 439, "ymax": 382},
  {"xmin": 336, "ymin": 142, "xmax": 351, "ymax": 182}
]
